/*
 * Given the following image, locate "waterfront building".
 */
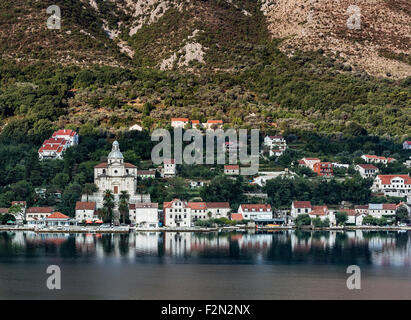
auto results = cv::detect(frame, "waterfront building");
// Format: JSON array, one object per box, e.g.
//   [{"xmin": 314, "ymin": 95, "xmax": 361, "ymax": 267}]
[
  {"xmin": 75, "ymin": 202, "xmax": 97, "ymax": 222},
  {"xmin": 403, "ymin": 141, "xmax": 411, "ymax": 150},
  {"xmin": 308, "ymin": 205, "xmax": 335, "ymax": 224},
  {"xmin": 163, "ymin": 199, "xmax": 191, "ymax": 227},
  {"xmin": 354, "ymin": 205, "xmax": 369, "ymax": 215},
  {"xmin": 356, "ymin": 164, "xmax": 379, "ymax": 178},
  {"xmin": 26, "ymin": 207, "xmax": 54, "ymax": 225},
  {"xmin": 339, "ymin": 209, "xmax": 364, "ymax": 226},
  {"xmin": 291, "ymin": 201, "xmax": 312, "ymax": 219},
  {"xmin": 237, "ymin": 204, "xmax": 273, "ymax": 223},
  {"xmin": 372, "ymin": 174, "xmax": 411, "ymax": 197},
  {"xmin": 129, "ymin": 203, "xmax": 159, "ymax": 228},
  {"xmin": 163, "ymin": 199, "xmax": 231, "ymax": 227},
  {"xmin": 38, "ymin": 212, "xmax": 72, "ymax": 227},
  {"xmin": 368, "ymin": 203, "xmax": 397, "ymax": 219}
]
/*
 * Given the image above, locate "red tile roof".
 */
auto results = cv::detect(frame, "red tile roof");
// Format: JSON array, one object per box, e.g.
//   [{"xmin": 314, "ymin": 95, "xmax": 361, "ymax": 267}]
[
  {"xmin": 27, "ymin": 207, "xmax": 54, "ymax": 214},
  {"xmin": 125, "ymin": 163, "xmax": 137, "ymax": 168},
  {"xmin": 207, "ymin": 120, "xmax": 223, "ymax": 124},
  {"xmin": 339, "ymin": 209, "xmax": 356, "ymax": 216},
  {"xmin": 52, "ymin": 129, "xmax": 77, "ymax": 137},
  {"xmin": 171, "ymin": 118, "xmax": 189, "ymax": 122},
  {"xmin": 357, "ymin": 164, "xmax": 378, "ymax": 169},
  {"xmin": 382, "ymin": 203, "xmax": 397, "ymax": 210},
  {"xmin": 355, "ymin": 205, "xmax": 369, "ymax": 210},
  {"xmin": 187, "ymin": 202, "xmax": 207, "ymax": 210},
  {"xmin": 240, "ymin": 204, "xmax": 271, "ymax": 212},
  {"xmin": 75, "ymin": 202, "xmax": 96, "ymax": 211},
  {"xmin": 292, "ymin": 201, "xmax": 312, "ymax": 208},
  {"xmin": 377, "ymin": 174, "xmax": 411, "ymax": 185},
  {"xmin": 206, "ymin": 202, "xmax": 230, "ymax": 209},
  {"xmin": 164, "ymin": 159, "xmax": 175, "ymax": 164},
  {"xmin": 224, "ymin": 165, "xmax": 239, "ymax": 170},
  {"xmin": 47, "ymin": 212, "xmax": 69, "ymax": 219},
  {"xmin": 191, "ymin": 120, "xmax": 200, "ymax": 124},
  {"xmin": 404, "ymin": 141, "xmax": 411, "ymax": 145},
  {"xmin": 94, "ymin": 162, "xmax": 136, "ymax": 168},
  {"xmin": 231, "ymin": 213, "xmax": 243, "ymax": 221},
  {"xmin": 0, "ymin": 208, "xmax": 8, "ymax": 214},
  {"xmin": 310, "ymin": 205, "xmax": 328, "ymax": 216}
]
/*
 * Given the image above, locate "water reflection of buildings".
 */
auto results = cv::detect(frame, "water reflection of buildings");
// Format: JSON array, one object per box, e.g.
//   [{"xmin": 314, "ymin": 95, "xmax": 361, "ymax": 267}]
[{"xmin": 2, "ymin": 231, "xmax": 411, "ymax": 267}]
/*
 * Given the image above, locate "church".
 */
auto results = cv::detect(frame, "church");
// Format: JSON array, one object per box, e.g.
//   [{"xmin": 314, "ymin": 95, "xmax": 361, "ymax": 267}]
[{"xmin": 82, "ymin": 141, "xmax": 150, "ymax": 208}]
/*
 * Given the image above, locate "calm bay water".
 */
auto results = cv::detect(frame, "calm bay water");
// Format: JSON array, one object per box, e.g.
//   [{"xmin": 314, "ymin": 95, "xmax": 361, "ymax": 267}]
[{"xmin": 0, "ymin": 230, "xmax": 410, "ymax": 299}]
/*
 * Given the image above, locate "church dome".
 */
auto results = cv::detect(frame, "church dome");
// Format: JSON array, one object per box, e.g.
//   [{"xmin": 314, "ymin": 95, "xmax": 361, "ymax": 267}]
[{"xmin": 108, "ymin": 141, "xmax": 124, "ymax": 160}]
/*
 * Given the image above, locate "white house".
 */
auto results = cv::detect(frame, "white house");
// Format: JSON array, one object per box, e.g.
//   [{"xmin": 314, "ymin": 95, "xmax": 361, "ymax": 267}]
[
  {"xmin": 354, "ymin": 205, "xmax": 369, "ymax": 215},
  {"xmin": 291, "ymin": 201, "xmax": 312, "ymax": 219},
  {"xmin": 203, "ymin": 202, "xmax": 230, "ymax": 219},
  {"xmin": 298, "ymin": 158, "xmax": 321, "ymax": 170},
  {"xmin": 38, "ymin": 138, "xmax": 68, "ymax": 160},
  {"xmin": 224, "ymin": 165, "xmax": 239, "ymax": 175},
  {"xmin": 75, "ymin": 202, "xmax": 97, "ymax": 222},
  {"xmin": 171, "ymin": 118, "xmax": 189, "ymax": 128},
  {"xmin": 309, "ymin": 205, "xmax": 335, "ymax": 225},
  {"xmin": 26, "ymin": 207, "xmax": 54, "ymax": 225},
  {"xmin": 129, "ymin": 203, "xmax": 159, "ymax": 228},
  {"xmin": 264, "ymin": 135, "xmax": 287, "ymax": 151},
  {"xmin": 52, "ymin": 129, "xmax": 79, "ymax": 146},
  {"xmin": 340, "ymin": 209, "xmax": 364, "ymax": 226},
  {"xmin": 361, "ymin": 154, "xmax": 396, "ymax": 165},
  {"xmin": 368, "ymin": 203, "xmax": 397, "ymax": 219},
  {"xmin": 237, "ymin": 204, "xmax": 272, "ymax": 221},
  {"xmin": 356, "ymin": 164, "xmax": 379, "ymax": 178},
  {"xmin": 372, "ymin": 174, "xmax": 411, "ymax": 197},
  {"xmin": 163, "ymin": 199, "xmax": 191, "ymax": 227},
  {"xmin": 403, "ymin": 141, "xmax": 411, "ymax": 150},
  {"xmin": 38, "ymin": 212, "xmax": 71, "ymax": 227},
  {"xmin": 163, "ymin": 159, "xmax": 176, "ymax": 177},
  {"xmin": 163, "ymin": 199, "xmax": 231, "ymax": 227},
  {"xmin": 137, "ymin": 170, "xmax": 156, "ymax": 179}
]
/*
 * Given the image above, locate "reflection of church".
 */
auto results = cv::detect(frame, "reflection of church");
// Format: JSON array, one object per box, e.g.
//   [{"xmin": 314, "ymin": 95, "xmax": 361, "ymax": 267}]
[{"xmin": 82, "ymin": 141, "xmax": 150, "ymax": 208}]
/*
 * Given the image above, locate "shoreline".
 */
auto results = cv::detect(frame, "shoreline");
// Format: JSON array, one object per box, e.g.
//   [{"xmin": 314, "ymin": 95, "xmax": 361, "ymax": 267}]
[{"xmin": 0, "ymin": 225, "xmax": 410, "ymax": 233}]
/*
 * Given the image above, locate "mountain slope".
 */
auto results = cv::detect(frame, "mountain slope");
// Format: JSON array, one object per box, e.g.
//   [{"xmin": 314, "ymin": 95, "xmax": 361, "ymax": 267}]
[{"xmin": 0, "ymin": 0, "xmax": 409, "ymax": 77}]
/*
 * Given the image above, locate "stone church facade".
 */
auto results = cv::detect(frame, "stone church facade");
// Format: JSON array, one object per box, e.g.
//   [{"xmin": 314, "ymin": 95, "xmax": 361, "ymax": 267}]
[{"xmin": 82, "ymin": 141, "xmax": 150, "ymax": 208}]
